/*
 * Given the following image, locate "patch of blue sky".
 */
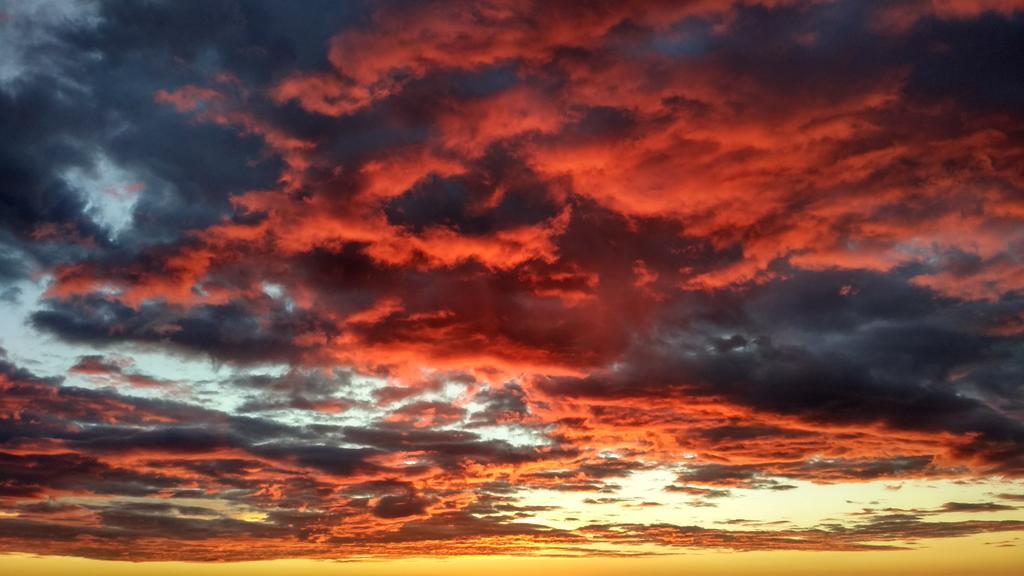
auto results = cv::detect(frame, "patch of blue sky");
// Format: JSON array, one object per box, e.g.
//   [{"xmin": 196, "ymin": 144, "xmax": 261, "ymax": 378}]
[{"xmin": 61, "ymin": 152, "xmax": 143, "ymax": 238}]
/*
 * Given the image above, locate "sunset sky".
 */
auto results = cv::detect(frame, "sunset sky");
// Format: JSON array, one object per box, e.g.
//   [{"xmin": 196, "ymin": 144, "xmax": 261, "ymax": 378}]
[{"xmin": 1, "ymin": 0, "xmax": 1023, "ymax": 573}]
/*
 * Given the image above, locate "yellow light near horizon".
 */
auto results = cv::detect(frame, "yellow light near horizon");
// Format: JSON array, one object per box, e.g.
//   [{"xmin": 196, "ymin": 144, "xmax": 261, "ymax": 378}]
[{"xmin": 3, "ymin": 534, "xmax": 1022, "ymax": 576}]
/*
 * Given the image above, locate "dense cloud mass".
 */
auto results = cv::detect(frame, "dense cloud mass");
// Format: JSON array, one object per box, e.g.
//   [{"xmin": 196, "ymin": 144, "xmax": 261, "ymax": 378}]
[{"xmin": 1, "ymin": 0, "xmax": 1023, "ymax": 562}]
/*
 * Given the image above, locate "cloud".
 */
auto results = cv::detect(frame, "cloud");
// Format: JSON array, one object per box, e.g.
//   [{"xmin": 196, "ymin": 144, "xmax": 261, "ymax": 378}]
[
  {"xmin": 941, "ymin": 501, "xmax": 1018, "ymax": 513},
  {"xmin": 69, "ymin": 354, "xmax": 175, "ymax": 389}
]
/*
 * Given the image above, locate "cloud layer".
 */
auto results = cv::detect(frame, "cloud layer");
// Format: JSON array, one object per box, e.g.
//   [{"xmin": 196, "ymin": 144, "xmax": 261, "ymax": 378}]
[{"xmin": 1, "ymin": 0, "xmax": 1023, "ymax": 562}]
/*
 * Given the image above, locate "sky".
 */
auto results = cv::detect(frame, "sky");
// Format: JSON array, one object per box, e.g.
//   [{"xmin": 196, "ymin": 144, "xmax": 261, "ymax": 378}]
[{"xmin": 0, "ymin": 0, "xmax": 1023, "ymax": 573}]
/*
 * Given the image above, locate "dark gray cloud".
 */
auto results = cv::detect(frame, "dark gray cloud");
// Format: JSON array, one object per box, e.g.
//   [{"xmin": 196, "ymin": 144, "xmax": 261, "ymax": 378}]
[
  {"xmin": 540, "ymin": 268, "xmax": 1024, "ymax": 473},
  {"xmin": 31, "ymin": 295, "xmax": 331, "ymax": 364}
]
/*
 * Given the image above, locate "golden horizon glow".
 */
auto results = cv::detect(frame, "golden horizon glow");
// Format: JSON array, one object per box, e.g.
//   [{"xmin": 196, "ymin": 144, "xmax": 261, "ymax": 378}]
[{"xmin": 5, "ymin": 533, "xmax": 1024, "ymax": 576}]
